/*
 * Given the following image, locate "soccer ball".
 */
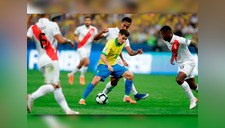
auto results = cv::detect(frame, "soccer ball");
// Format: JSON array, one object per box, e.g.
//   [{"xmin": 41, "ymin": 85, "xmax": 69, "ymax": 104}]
[{"xmin": 96, "ymin": 92, "xmax": 108, "ymax": 105}]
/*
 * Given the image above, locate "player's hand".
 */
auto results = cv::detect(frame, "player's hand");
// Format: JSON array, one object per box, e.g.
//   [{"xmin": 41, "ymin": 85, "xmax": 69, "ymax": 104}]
[
  {"xmin": 122, "ymin": 60, "xmax": 129, "ymax": 67},
  {"xmin": 170, "ymin": 57, "xmax": 175, "ymax": 65},
  {"xmin": 70, "ymin": 41, "xmax": 75, "ymax": 48},
  {"xmin": 108, "ymin": 66, "xmax": 113, "ymax": 72},
  {"xmin": 101, "ymin": 28, "xmax": 109, "ymax": 33},
  {"xmin": 137, "ymin": 49, "xmax": 143, "ymax": 54}
]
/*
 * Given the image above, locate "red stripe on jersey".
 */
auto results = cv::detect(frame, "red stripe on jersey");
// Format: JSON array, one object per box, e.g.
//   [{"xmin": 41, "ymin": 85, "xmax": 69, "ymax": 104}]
[
  {"xmin": 172, "ymin": 40, "xmax": 180, "ymax": 62},
  {"xmin": 32, "ymin": 24, "xmax": 58, "ymax": 61},
  {"xmin": 77, "ymin": 28, "xmax": 95, "ymax": 49}
]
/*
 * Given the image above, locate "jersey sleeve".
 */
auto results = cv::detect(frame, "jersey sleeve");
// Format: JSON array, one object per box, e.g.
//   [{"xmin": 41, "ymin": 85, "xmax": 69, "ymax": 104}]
[
  {"xmin": 27, "ymin": 26, "xmax": 33, "ymax": 38},
  {"xmin": 74, "ymin": 27, "xmax": 80, "ymax": 35},
  {"xmin": 102, "ymin": 28, "xmax": 109, "ymax": 37},
  {"xmin": 177, "ymin": 36, "xmax": 191, "ymax": 46},
  {"xmin": 124, "ymin": 39, "xmax": 130, "ymax": 47},
  {"xmin": 52, "ymin": 23, "xmax": 61, "ymax": 36},
  {"xmin": 102, "ymin": 40, "xmax": 112, "ymax": 56}
]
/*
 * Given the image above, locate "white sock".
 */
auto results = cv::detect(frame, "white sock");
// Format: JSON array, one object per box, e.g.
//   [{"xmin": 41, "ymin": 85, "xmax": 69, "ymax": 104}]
[
  {"xmin": 54, "ymin": 88, "xmax": 71, "ymax": 112},
  {"xmin": 103, "ymin": 81, "xmax": 115, "ymax": 94},
  {"xmin": 123, "ymin": 77, "xmax": 138, "ymax": 95},
  {"xmin": 31, "ymin": 84, "xmax": 54, "ymax": 100},
  {"xmin": 81, "ymin": 66, "xmax": 88, "ymax": 77},
  {"xmin": 181, "ymin": 81, "xmax": 195, "ymax": 100},
  {"xmin": 124, "ymin": 95, "xmax": 129, "ymax": 98},
  {"xmin": 195, "ymin": 84, "xmax": 198, "ymax": 92},
  {"xmin": 71, "ymin": 67, "xmax": 79, "ymax": 76}
]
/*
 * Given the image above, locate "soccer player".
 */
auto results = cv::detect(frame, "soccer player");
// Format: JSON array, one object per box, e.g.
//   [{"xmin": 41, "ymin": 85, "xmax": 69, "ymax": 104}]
[
  {"xmin": 79, "ymin": 29, "xmax": 135, "ymax": 105},
  {"xmin": 27, "ymin": 14, "xmax": 79, "ymax": 115},
  {"xmin": 68, "ymin": 16, "xmax": 98, "ymax": 85},
  {"xmin": 94, "ymin": 17, "xmax": 149, "ymax": 101},
  {"xmin": 160, "ymin": 25, "xmax": 198, "ymax": 109}
]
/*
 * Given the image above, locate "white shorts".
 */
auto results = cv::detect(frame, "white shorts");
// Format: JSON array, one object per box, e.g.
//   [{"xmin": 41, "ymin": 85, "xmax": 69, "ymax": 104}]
[
  {"xmin": 39, "ymin": 61, "xmax": 60, "ymax": 85},
  {"xmin": 77, "ymin": 48, "xmax": 90, "ymax": 61},
  {"xmin": 178, "ymin": 60, "xmax": 196, "ymax": 80}
]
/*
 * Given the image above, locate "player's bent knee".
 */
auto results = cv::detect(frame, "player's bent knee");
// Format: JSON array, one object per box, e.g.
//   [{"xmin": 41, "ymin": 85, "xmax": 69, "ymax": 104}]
[
  {"xmin": 111, "ymin": 81, "xmax": 118, "ymax": 86},
  {"xmin": 176, "ymin": 77, "xmax": 184, "ymax": 85},
  {"xmin": 126, "ymin": 71, "xmax": 134, "ymax": 81}
]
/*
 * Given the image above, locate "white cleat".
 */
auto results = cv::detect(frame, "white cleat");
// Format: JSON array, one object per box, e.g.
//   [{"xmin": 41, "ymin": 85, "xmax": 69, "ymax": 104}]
[
  {"xmin": 189, "ymin": 97, "xmax": 198, "ymax": 109},
  {"xmin": 66, "ymin": 109, "xmax": 79, "ymax": 115},
  {"xmin": 27, "ymin": 94, "xmax": 33, "ymax": 113}
]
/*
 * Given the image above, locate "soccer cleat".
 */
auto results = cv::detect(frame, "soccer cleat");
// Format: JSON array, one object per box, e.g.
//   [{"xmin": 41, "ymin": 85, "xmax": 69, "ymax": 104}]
[
  {"xmin": 66, "ymin": 109, "xmax": 80, "ymax": 115},
  {"xmin": 80, "ymin": 76, "xmax": 85, "ymax": 85},
  {"xmin": 78, "ymin": 99, "xmax": 86, "ymax": 105},
  {"xmin": 123, "ymin": 97, "xmax": 137, "ymax": 104},
  {"xmin": 68, "ymin": 73, "xmax": 74, "ymax": 85},
  {"xmin": 189, "ymin": 97, "xmax": 198, "ymax": 109},
  {"xmin": 27, "ymin": 94, "xmax": 33, "ymax": 113},
  {"xmin": 134, "ymin": 93, "xmax": 149, "ymax": 101}
]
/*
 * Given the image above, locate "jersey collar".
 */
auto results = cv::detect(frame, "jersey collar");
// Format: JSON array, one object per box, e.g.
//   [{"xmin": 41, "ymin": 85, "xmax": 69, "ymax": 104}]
[{"xmin": 115, "ymin": 38, "xmax": 122, "ymax": 47}]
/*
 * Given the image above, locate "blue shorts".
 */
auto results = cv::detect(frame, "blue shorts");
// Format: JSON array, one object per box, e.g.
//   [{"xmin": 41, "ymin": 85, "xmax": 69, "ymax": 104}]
[{"xmin": 95, "ymin": 64, "xmax": 128, "ymax": 82}]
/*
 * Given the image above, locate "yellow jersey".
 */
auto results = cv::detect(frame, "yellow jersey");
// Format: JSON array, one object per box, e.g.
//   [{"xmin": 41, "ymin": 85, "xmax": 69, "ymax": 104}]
[{"xmin": 98, "ymin": 38, "xmax": 125, "ymax": 66}]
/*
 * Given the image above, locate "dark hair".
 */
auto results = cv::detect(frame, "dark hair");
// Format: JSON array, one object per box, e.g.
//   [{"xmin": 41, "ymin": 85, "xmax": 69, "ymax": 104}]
[
  {"xmin": 160, "ymin": 25, "xmax": 172, "ymax": 33},
  {"xmin": 84, "ymin": 16, "xmax": 91, "ymax": 20},
  {"xmin": 121, "ymin": 17, "xmax": 132, "ymax": 23},
  {"xmin": 119, "ymin": 29, "xmax": 130, "ymax": 37}
]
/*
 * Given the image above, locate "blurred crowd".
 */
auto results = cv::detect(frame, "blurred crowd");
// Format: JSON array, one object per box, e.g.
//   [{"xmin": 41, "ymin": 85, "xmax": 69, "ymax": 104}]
[{"xmin": 27, "ymin": 14, "xmax": 198, "ymax": 52}]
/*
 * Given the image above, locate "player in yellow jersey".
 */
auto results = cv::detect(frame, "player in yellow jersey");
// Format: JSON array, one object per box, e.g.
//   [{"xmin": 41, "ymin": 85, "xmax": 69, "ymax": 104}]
[{"xmin": 79, "ymin": 29, "xmax": 136, "ymax": 105}]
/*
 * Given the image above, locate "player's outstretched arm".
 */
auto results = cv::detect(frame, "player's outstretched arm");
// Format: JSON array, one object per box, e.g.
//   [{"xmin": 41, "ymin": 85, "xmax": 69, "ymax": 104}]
[
  {"xmin": 54, "ymin": 34, "xmax": 74, "ymax": 48},
  {"xmin": 93, "ymin": 28, "xmax": 108, "ymax": 41},
  {"xmin": 100, "ymin": 54, "xmax": 113, "ymax": 72},
  {"xmin": 190, "ymin": 41, "xmax": 198, "ymax": 55},
  {"xmin": 125, "ymin": 46, "xmax": 143, "ymax": 56}
]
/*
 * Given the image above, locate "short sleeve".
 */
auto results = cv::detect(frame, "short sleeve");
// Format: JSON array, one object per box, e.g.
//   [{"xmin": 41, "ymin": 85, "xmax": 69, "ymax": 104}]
[
  {"xmin": 52, "ymin": 23, "xmax": 61, "ymax": 36},
  {"xmin": 124, "ymin": 39, "xmax": 130, "ymax": 47},
  {"xmin": 27, "ymin": 26, "xmax": 33, "ymax": 38},
  {"xmin": 74, "ymin": 27, "xmax": 80, "ymax": 35},
  {"xmin": 102, "ymin": 40, "xmax": 112, "ymax": 56},
  {"xmin": 177, "ymin": 36, "xmax": 191, "ymax": 46}
]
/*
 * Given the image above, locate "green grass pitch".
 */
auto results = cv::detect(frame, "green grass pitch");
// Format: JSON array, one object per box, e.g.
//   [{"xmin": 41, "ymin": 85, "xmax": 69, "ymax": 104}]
[{"xmin": 27, "ymin": 70, "xmax": 198, "ymax": 115}]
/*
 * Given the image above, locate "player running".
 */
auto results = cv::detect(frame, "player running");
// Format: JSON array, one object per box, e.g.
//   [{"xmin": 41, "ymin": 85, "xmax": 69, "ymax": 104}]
[
  {"xmin": 68, "ymin": 16, "xmax": 98, "ymax": 85},
  {"xmin": 27, "ymin": 14, "xmax": 79, "ymax": 115},
  {"xmin": 79, "ymin": 29, "xmax": 135, "ymax": 105},
  {"xmin": 94, "ymin": 17, "xmax": 149, "ymax": 102},
  {"xmin": 160, "ymin": 25, "xmax": 198, "ymax": 109}
]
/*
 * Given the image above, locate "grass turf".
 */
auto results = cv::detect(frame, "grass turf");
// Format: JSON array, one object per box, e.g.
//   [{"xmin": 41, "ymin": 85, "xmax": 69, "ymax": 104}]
[{"xmin": 27, "ymin": 70, "xmax": 198, "ymax": 115}]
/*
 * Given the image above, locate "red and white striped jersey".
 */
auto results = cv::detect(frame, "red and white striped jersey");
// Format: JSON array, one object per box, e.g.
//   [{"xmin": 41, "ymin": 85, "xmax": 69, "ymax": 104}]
[
  {"xmin": 164, "ymin": 34, "xmax": 194, "ymax": 63},
  {"xmin": 27, "ymin": 18, "xmax": 61, "ymax": 67},
  {"xmin": 74, "ymin": 25, "xmax": 98, "ymax": 50}
]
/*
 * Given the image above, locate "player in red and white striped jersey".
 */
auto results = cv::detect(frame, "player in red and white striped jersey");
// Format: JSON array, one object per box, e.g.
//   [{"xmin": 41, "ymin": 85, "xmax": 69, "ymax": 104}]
[
  {"xmin": 68, "ymin": 16, "xmax": 98, "ymax": 85},
  {"xmin": 27, "ymin": 14, "xmax": 79, "ymax": 115},
  {"xmin": 160, "ymin": 25, "xmax": 198, "ymax": 109}
]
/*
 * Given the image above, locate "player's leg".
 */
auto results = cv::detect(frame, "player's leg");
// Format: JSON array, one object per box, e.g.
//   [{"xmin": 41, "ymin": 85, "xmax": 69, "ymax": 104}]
[
  {"xmin": 80, "ymin": 57, "xmax": 90, "ymax": 85},
  {"xmin": 50, "ymin": 62, "xmax": 79, "ymax": 114},
  {"xmin": 123, "ymin": 77, "xmax": 149, "ymax": 101},
  {"xmin": 121, "ymin": 70, "xmax": 136, "ymax": 104},
  {"xmin": 102, "ymin": 77, "xmax": 120, "ymax": 94},
  {"xmin": 68, "ymin": 60, "xmax": 84, "ymax": 85},
  {"xmin": 177, "ymin": 70, "xmax": 197, "ymax": 109},
  {"xmin": 185, "ymin": 77, "xmax": 198, "ymax": 92},
  {"xmin": 79, "ymin": 76, "xmax": 101, "ymax": 105},
  {"xmin": 27, "ymin": 65, "xmax": 55, "ymax": 113},
  {"xmin": 79, "ymin": 64, "xmax": 111, "ymax": 105}
]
